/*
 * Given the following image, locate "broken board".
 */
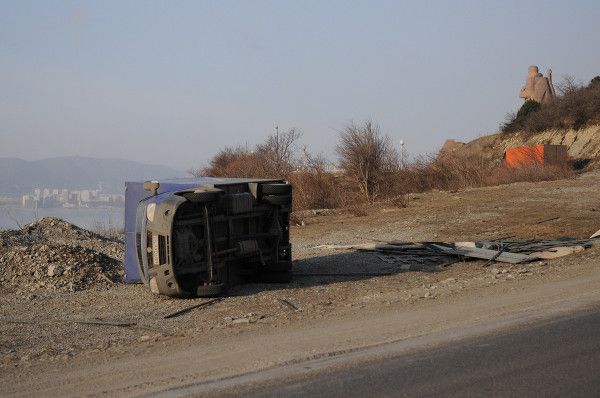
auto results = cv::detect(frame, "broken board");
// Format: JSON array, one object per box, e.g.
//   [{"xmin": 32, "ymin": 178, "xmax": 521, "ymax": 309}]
[{"xmin": 428, "ymin": 244, "xmax": 538, "ymax": 264}]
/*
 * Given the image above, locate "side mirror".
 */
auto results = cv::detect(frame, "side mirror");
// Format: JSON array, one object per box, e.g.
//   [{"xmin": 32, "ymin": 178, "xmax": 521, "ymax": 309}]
[{"xmin": 143, "ymin": 181, "xmax": 160, "ymax": 196}]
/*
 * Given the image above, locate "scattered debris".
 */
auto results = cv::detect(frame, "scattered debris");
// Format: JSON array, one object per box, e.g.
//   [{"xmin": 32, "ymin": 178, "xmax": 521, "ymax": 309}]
[
  {"xmin": 279, "ymin": 298, "xmax": 300, "ymax": 311},
  {"xmin": 311, "ymin": 243, "xmax": 416, "ymax": 251},
  {"xmin": 475, "ymin": 239, "xmax": 598, "ymax": 254},
  {"xmin": 536, "ymin": 216, "xmax": 560, "ymax": 224},
  {"xmin": 530, "ymin": 246, "xmax": 585, "ymax": 259},
  {"xmin": 338, "ymin": 237, "xmax": 600, "ymax": 268},
  {"xmin": 71, "ymin": 319, "xmax": 137, "ymax": 328},
  {"xmin": 163, "ymin": 298, "xmax": 223, "ymax": 319},
  {"xmin": 226, "ymin": 313, "xmax": 261, "ymax": 325},
  {"xmin": 483, "ymin": 243, "xmax": 512, "ymax": 267},
  {"xmin": 428, "ymin": 244, "xmax": 537, "ymax": 264}
]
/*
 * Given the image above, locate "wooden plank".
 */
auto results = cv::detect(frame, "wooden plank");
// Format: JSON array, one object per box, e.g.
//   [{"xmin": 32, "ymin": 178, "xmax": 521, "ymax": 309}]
[
  {"xmin": 163, "ymin": 298, "xmax": 223, "ymax": 319},
  {"xmin": 429, "ymin": 244, "xmax": 537, "ymax": 264},
  {"xmin": 530, "ymin": 246, "xmax": 585, "ymax": 259}
]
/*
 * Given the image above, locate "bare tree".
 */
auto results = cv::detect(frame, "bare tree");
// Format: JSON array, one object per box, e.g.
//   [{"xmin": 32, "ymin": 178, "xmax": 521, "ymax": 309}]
[
  {"xmin": 288, "ymin": 149, "xmax": 342, "ymax": 210},
  {"xmin": 336, "ymin": 120, "xmax": 397, "ymax": 202},
  {"xmin": 193, "ymin": 128, "xmax": 302, "ymax": 178},
  {"xmin": 257, "ymin": 127, "xmax": 302, "ymax": 175},
  {"xmin": 556, "ymin": 74, "xmax": 582, "ymax": 96}
]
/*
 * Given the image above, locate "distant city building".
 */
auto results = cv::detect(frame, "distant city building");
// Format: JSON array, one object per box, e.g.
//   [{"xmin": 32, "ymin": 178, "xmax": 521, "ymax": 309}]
[
  {"xmin": 22, "ymin": 195, "xmax": 37, "ymax": 208},
  {"xmin": 19, "ymin": 186, "xmax": 124, "ymax": 208}
]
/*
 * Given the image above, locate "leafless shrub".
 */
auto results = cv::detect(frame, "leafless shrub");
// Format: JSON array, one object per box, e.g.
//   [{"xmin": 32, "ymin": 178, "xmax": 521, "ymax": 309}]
[
  {"xmin": 197, "ymin": 128, "xmax": 302, "ymax": 178},
  {"xmin": 197, "ymin": 146, "xmax": 273, "ymax": 178},
  {"xmin": 287, "ymin": 153, "xmax": 343, "ymax": 211},
  {"xmin": 556, "ymin": 74, "xmax": 582, "ymax": 96},
  {"xmin": 196, "ymin": 128, "xmax": 344, "ymax": 212},
  {"xmin": 2, "ymin": 208, "xmax": 25, "ymax": 230},
  {"xmin": 336, "ymin": 120, "xmax": 398, "ymax": 202},
  {"xmin": 399, "ymin": 153, "xmax": 492, "ymax": 192},
  {"xmin": 257, "ymin": 128, "xmax": 302, "ymax": 176}
]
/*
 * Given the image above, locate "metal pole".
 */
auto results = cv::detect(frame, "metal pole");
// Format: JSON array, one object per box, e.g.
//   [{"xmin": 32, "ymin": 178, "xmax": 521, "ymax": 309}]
[{"xmin": 399, "ymin": 140, "xmax": 405, "ymax": 169}]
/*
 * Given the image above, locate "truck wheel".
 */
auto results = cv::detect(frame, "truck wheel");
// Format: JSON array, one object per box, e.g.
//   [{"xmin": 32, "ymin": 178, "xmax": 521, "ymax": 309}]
[
  {"xmin": 183, "ymin": 190, "xmax": 222, "ymax": 203},
  {"xmin": 260, "ymin": 271, "xmax": 292, "ymax": 283},
  {"xmin": 196, "ymin": 283, "xmax": 225, "ymax": 297},
  {"xmin": 261, "ymin": 194, "xmax": 292, "ymax": 206},
  {"xmin": 261, "ymin": 183, "xmax": 292, "ymax": 195}
]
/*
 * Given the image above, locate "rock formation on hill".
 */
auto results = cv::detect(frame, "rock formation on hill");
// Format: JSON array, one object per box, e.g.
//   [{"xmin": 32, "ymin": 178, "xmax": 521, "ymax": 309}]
[{"xmin": 519, "ymin": 65, "xmax": 556, "ymax": 104}]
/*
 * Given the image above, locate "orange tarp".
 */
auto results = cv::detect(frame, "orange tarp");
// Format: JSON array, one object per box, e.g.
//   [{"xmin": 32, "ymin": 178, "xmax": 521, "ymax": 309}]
[{"xmin": 504, "ymin": 145, "xmax": 568, "ymax": 168}]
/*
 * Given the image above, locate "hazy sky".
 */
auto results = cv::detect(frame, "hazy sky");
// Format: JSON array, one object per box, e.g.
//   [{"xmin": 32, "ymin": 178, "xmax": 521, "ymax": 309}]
[{"xmin": 2, "ymin": 1, "xmax": 599, "ymax": 170}]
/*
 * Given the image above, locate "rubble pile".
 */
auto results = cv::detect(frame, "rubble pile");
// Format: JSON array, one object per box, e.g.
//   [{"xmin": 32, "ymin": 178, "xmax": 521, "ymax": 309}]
[{"xmin": 0, "ymin": 217, "xmax": 124, "ymax": 292}]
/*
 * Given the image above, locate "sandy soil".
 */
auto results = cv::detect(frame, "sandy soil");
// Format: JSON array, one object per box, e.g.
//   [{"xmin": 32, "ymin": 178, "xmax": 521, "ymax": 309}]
[{"xmin": 1, "ymin": 171, "xmax": 599, "ymax": 397}]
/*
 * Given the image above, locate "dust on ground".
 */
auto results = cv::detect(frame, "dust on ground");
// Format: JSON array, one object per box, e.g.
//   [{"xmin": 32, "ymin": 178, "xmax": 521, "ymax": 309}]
[{"xmin": 1, "ymin": 171, "xmax": 599, "ymax": 371}]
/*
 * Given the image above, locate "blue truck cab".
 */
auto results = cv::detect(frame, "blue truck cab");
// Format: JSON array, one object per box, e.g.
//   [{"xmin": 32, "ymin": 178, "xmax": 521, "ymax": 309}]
[{"xmin": 124, "ymin": 178, "xmax": 292, "ymax": 297}]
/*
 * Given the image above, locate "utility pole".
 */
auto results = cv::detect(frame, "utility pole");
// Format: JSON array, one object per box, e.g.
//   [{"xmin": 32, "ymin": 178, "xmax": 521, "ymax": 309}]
[{"xmin": 399, "ymin": 139, "xmax": 405, "ymax": 169}]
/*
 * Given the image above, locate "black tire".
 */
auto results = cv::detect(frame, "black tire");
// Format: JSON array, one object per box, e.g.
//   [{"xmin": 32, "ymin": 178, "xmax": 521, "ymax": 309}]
[
  {"xmin": 262, "ymin": 194, "xmax": 292, "ymax": 206},
  {"xmin": 196, "ymin": 283, "xmax": 225, "ymax": 297},
  {"xmin": 261, "ymin": 183, "xmax": 292, "ymax": 195},
  {"xmin": 260, "ymin": 271, "xmax": 292, "ymax": 283},
  {"xmin": 183, "ymin": 190, "xmax": 223, "ymax": 203}
]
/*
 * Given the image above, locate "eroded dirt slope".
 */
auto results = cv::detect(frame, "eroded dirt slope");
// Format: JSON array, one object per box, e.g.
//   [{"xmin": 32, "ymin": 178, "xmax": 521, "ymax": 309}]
[{"xmin": 442, "ymin": 125, "xmax": 600, "ymax": 167}]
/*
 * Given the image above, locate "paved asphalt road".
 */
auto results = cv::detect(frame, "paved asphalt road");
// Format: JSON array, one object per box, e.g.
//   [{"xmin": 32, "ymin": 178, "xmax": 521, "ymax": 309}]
[{"xmin": 238, "ymin": 309, "xmax": 600, "ymax": 397}]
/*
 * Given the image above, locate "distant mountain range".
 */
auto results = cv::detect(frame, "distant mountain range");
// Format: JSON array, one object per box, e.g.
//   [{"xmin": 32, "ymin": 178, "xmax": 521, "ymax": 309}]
[{"xmin": 0, "ymin": 156, "xmax": 186, "ymax": 196}]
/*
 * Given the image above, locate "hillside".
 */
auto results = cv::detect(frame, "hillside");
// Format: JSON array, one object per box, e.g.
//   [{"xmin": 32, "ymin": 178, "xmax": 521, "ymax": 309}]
[
  {"xmin": 441, "ymin": 125, "xmax": 600, "ymax": 169},
  {"xmin": 0, "ymin": 156, "xmax": 185, "ymax": 196}
]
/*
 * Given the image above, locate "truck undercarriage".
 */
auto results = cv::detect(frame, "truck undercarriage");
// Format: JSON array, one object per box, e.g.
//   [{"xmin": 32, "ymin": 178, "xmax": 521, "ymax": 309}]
[{"xmin": 135, "ymin": 180, "xmax": 292, "ymax": 297}]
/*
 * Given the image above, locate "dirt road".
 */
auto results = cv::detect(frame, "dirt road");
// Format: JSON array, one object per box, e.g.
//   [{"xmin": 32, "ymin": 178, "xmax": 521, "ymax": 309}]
[{"xmin": 1, "ymin": 172, "xmax": 599, "ymax": 397}]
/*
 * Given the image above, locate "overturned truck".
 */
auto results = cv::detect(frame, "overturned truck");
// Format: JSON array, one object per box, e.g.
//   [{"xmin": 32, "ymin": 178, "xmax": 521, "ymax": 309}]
[{"xmin": 124, "ymin": 178, "xmax": 292, "ymax": 297}]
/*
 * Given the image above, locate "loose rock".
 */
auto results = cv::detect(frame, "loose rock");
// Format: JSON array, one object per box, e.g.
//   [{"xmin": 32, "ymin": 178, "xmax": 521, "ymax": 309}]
[{"xmin": 0, "ymin": 217, "xmax": 124, "ymax": 292}]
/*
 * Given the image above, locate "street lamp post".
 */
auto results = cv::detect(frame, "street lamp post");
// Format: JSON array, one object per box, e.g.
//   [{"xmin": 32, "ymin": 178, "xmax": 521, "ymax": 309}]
[{"xmin": 399, "ymin": 139, "xmax": 405, "ymax": 169}]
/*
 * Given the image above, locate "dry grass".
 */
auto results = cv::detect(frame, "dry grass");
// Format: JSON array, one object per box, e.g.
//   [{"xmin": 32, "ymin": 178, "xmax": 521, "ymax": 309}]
[
  {"xmin": 394, "ymin": 153, "xmax": 574, "ymax": 194},
  {"xmin": 287, "ymin": 170, "xmax": 343, "ymax": 211}
]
